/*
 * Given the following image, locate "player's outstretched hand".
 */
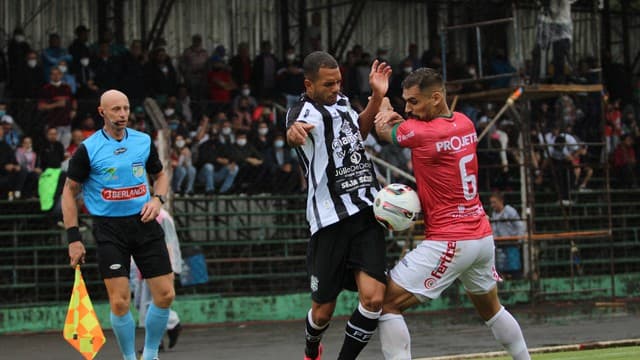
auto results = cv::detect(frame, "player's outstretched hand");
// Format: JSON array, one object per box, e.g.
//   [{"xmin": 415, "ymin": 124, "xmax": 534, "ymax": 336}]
[
  {"xmin": 369, "ymin": 60, "xmax": 392, "ymax": 97},
  {"xmin": 141, "ymin": 197, "xmax": 162, "ymax": 223},
  {"xmin": 375, "ymin": 111, "xmax": 404, "ymax": 127},
  {"xmin": 69, "ymin": 241, "xmax": 86, "ymax": 268},
  {"xmin": 287, "ymin": 122, "xmax": 315, "ymax": 146}
]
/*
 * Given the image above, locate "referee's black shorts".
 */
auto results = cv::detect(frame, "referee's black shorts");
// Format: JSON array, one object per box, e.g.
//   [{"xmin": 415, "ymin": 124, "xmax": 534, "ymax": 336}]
[
  {"xmin": 307, "ymin": 207, "xmax": 387, "ymax": 304},
  {"xmin": 92, "ymin": 215, "xmax": 172, "ymax": 279}
]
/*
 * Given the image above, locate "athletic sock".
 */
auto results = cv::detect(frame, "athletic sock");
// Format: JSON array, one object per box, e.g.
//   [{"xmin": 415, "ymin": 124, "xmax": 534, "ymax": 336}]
[
  {"xmin": 142, "ymin": 303, "xmax": 170, "ymax": 360},
  {"xmin": 338, "ymin": 302, "xmax": 381, "ymax": 360},
  {"xmin": 378, "ymin": 313, "xmax": 411, "ymax": 360},
  {"xmin": 110, "ymin": 311, "xmax": 136, "ymax": 360},
  {"xmin": 305, "ymin": 309, "xmax": 329, "ymax": 358},
  {"xmin": 486, "ymin": 306, "xmax": 530, "ymax": 360}
]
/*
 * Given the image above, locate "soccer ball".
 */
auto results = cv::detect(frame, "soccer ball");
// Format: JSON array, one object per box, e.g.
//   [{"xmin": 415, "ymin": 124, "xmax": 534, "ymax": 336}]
[{"xmin": 373, "ymin": 184, "xmax": 421, "ymax": 231}]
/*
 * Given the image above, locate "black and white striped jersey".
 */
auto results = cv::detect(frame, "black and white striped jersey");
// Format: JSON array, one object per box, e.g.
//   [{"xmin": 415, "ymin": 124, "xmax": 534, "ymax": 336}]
[{"xmin": 287, "ymin": 93, "xmax": 379, "ymax": 235}]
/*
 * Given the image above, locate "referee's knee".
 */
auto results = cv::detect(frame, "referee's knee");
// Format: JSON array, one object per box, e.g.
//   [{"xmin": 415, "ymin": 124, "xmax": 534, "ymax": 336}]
[{"xmin": 154, "ymin": 287, "xmax": 175, "ymax": 308}]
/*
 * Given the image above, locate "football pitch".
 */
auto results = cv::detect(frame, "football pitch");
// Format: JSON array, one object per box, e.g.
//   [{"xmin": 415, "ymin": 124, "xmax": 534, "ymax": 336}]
[{"xmin": 493, "ymin": 346, "xmax": 640, "ymax": 360}]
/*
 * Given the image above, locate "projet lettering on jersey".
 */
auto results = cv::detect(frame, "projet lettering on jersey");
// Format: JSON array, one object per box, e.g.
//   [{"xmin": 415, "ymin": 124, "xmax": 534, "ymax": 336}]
[
  {"xmin": 430, "ymin": 241, "xmax": 457, "ymax": 279},
  {"xmin": 436, "ymin": 132, "xmax": 477, "ymax": 152}
]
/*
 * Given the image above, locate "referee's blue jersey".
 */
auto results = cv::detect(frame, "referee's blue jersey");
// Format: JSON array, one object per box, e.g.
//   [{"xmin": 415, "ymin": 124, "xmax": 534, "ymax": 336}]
[{"xmin": 67, "ymin": 128, "xmax": 163, "ymax": 217}]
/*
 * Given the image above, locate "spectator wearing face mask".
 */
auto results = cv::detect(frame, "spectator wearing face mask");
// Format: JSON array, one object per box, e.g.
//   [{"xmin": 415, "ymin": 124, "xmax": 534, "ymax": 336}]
[
  {"xmin": 7, "ymin": 28, "xmax": 33, "ymax": 95},
  {"xmin": 276, "ymin": 46, "xmax": 304, "ymax": 109},
  {"xmin": 9, "ymin": 50, "xmax": 43, "ymax": 99},
  {"xmin": 218, "ymin": 117, "xmax": 235, "ymax": 146},
  {"xmin": 68, "ymin": 25, "xmax": 91, "ymax": 74},
  {"xmin": 41, "ymin": 33, "xmax": 73, "ymax": 83},
  {"xmin": 232, "ymin": 99, "xmax": 253, "ymax": 133},
  {"xmin": 231, "ymin": 84, "xmax": 257, "ymax": 112},
  {"xmin": 228, "ymin": 131, "xmax": 268, "ymax": 194},
  {"xmin": 57, "ymin": 60, "xmax": 77, "ymax": 94},
  {"xmin": 196, "ymin": 128, "xmax": 238, "ymax": 195},
  {"xmin": 171, "ymin": 135, "xmax": 196, "ymax": 196},
  {"xmin": 37, "ymin": 67, "xmax": 77, "ymax": 148},
  {"xmin": 252, "ymin": 121, "xmax": 272, "ymax": 155},
  {"xmin": 0, "ymin": 105, "xmax": 22, "ymax": 150},
  {"xmin": 264, "ymin": 132, "xmax": 300, "ymax": 193},
  {"xmin": 146, "ymin": 47, "xmax": 178, "ymax": 103}
]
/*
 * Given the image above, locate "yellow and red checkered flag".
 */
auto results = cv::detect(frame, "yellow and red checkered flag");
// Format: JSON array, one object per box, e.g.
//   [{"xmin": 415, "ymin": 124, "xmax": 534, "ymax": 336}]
[{"xmin": 63, "ymin": 266, "xmax": 106, "ymax": 359}]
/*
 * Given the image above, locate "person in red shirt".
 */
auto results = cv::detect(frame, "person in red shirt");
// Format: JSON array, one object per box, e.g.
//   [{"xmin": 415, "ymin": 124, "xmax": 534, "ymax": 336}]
[
  {"xmin": 613, "ymin": 134, "xmax": 637, "ymax": 188},
  {"xmin": 207, "ymin": 58, "xmax": 236, "ymax": 114},
  {"xmin": 37, "ymin": 67, "xmax": 77, "ymax": 148},
  {"xmin": 374, "ymin": 68, "xmax": 529, "ymax": 360}
]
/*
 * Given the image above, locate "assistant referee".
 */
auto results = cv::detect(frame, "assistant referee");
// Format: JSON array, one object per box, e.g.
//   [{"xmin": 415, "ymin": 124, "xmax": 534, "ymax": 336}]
[{"xmin": 62, "ymin": 89, "xmax": 174, "ymax": 360}]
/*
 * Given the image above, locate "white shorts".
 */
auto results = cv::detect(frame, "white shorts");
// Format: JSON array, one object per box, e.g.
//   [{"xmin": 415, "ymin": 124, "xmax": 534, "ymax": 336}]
[{"xmin": 390, "ymin": 235, "xmax": 500, "ymax": 301}]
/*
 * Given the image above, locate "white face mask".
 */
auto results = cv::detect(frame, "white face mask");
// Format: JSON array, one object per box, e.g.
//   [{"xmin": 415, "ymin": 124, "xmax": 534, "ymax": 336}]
[
  {"xmin": 404, "ymin": 67, "xmax": 413, "ymax": 74},
  {"xmin": 27, "ymin": 59, "xmax": 37, "ymax": 68},
  {"xmin": 274, "ymin": 140, "xmax": 284, "ymax": 148},
  {"xmin": 286, "ymin": 53, "xmax": 296, "ymax": 61},
  {"xmin": 258, "ymin": 127, "xmax": 269, "ymax": 136},
  {"xmin": 58, "ymin": 65, "xmax": 68, "ymax": 73},
  {"xmin": 15, "ymin": 35, "xmax": 25, "ymax": 43},
  {"xmin": 80, "ymin": 57, "xmax": 90, "ymax": 66},
  {"xmin": 164, "ymin": 108, "xmax": 175, "ymax": 117},
  {"xmin": 241, "ymin": 89, "xmax": 250, "ymax": 97},
  {"xmin": 175, "ymin": 139, "xmax": 185, "ymax": 148},
  {"xmin": 51, "ymin": 80, "xmax": 62, "ymax": 87},
  {"xmin": 236, "ymin": 138, "xmax": 247, "ymax": 146},
  {"xmin": 161, "ymin": 65, "xmax": 169, "ymax": 74},
  {"xmin": 221, "ymin": 127, "xmax": 232, "ymax": 135}
]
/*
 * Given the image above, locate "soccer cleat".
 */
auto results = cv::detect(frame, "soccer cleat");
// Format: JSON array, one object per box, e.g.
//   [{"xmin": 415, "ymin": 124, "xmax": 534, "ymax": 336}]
[
  {"xmin": 167, "ymin": 323, "xmax": 182, "ymax": 349},
  {"xmin": 304, "ymin": 343, "xmax": 323, "ymax": 360}
]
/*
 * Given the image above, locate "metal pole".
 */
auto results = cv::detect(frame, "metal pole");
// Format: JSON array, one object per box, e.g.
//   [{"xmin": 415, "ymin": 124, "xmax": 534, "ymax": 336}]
[
  {"xmin": 440, "ymin": 31, "xmax": 447, "ymax": 82},
  {"xmin": 477, "ymin": 88, "xmax": 523, "ymax": 142},
  {"xmin": 475, "ymin": 26, "xmax": 483, "ymax": 78},
  {"xmin": 369, "ymin": 155, "xmax": 416, "ymax": 183}
]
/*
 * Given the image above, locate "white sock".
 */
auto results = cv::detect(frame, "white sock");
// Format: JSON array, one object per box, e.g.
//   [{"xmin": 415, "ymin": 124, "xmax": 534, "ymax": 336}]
[
  {"xmin": 485, "ymin": 307, "xmax": 530, "ymax": 360},
  {"xmin": 378, "ymin": 313, "xmax": 411, "ymax": 360}
]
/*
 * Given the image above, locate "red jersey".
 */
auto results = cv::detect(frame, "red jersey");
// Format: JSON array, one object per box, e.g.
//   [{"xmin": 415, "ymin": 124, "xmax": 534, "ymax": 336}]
[{"xmin": 393, "ymin": 112, "xmax": 492, "ymax": 241}]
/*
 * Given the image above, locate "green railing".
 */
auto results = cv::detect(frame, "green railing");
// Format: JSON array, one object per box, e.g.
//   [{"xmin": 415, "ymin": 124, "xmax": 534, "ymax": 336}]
[{"xmin": 1, "ymin": 189, "xmax": 639, "ymax": 306}]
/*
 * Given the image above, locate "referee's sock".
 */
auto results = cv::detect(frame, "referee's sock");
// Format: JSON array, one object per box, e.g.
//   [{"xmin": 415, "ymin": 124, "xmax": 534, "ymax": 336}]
[
  {"xmin": 486, "ymin": 306, "xmax": 530, "ymax": 360},
  {"xmin": 142, "ymin": 303, "xmax": 170, "ymax": 360},
  {"xmin": 338, "ymin": 302, "xmax": 381, "ymax": 360},
  {"xmin": 110, "ymin": 311, "xmax": 136, "ymax": 360},
  {"xmin": 305, "ymin": 309, "xmax": 329, "ymax": 359}
]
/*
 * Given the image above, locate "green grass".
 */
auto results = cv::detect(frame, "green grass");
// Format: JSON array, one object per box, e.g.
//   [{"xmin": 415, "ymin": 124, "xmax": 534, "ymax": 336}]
[{"xmin": 493, "ymin": 346, "xmax": 640, "ymax": 360}]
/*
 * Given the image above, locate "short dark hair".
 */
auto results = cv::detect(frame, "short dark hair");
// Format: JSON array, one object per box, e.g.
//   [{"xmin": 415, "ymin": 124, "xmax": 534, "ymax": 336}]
[
  {"xmin": 402, "ymin": 67, "xmax": 444, "ymax": 91},
  {"xmin": 303, "ymin": 51, "xmax": 339, "ymax": 80},
  {"xmin": 490, "ymin": 192, "xmax": 504, "ymax": 202}
]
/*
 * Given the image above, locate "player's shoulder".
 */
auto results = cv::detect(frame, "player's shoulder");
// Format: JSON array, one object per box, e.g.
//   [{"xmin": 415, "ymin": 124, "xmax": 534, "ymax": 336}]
[
  {"xmin": 452, "ymin": 111, "xmax": 474, "ymax": 126},
  {"xmin": 126, "ymin": 128, "xmax": 152, "ymax": 143},
  {"xmin": 287, "ymin": 98, "xmax": 322, "ymax": 125}
]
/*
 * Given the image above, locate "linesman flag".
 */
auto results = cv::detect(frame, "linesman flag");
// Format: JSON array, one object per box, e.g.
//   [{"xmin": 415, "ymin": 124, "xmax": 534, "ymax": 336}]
[{"xmin": 63, "ymin": 266, "xmax": 106, "ymax": 359}]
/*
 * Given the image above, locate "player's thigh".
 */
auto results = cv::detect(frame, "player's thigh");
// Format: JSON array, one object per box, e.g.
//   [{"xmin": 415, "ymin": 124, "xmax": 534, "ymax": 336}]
[
  {"xmin": 382, "ymin": 277, "xmax": 421, "ymax": 314},
  {"xmin": 458, "ymin": 236, "xmax": 500, "ymax": 295},
  {"xmin": 389, "ymin": 240, "xmax": 463, "ymax": 301},
  {"xmin": 348, "ymin": 209, "xmax": 387, "ymax": 291},
  {"xmin": 132, "ymin": 219, "xmax": 172, "ymax": 279},
  {"xmin": 307, "ymin": 223, "xmax": 349, "ymax": 304}
]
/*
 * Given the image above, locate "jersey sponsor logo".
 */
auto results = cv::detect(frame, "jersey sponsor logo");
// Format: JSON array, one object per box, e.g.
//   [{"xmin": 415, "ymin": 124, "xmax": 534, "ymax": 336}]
[
  {"xmin": 101, "ymin": 184, "xmax": 147, "ymax": 201},
  {"xmin": 303, "ymin": 109, "xmax": 310, "ymax": 118},
  {"xmin": 424, "ymin": 277, "xmax": 437, "ymax": 289},
  {"xmin": 114, "ymin": 147, "xmax": 127, "ymax": 155},
  {"xmin": 430, "ymin": 241, "xmax": 456, "ymax": 279},
  {"xmin": 435, "ymin": 132, "xmax": 478, "ymax": 152},
  {"xmin": 310, "ymin": 275, "xmax": 319, "ymax": 292},
  {"xmin": 103, "ymin": 167, "xmax": 118, "ymax": 180},
  {"xmin": 397, "ymin": 130, "xmax": 415, "ymax": 143},
  {"xmin": 132, "ymin": 162, "xmax": 144, "ymax": 177}
]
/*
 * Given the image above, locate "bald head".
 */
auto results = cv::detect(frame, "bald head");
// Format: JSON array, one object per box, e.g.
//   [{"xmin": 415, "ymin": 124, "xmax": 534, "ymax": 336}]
[
  {"xmin": 99, "ymin": 89, "xmax": 130, "ymax": 133},
  {"xmin": 100, "ymin": 89, "xmax": 129, "ymax": 108}
]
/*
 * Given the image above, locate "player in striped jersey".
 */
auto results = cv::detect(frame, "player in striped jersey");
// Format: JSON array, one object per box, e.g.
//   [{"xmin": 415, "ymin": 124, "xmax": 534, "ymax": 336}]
[{"xmin": 286, "ymin": 51, "xmax": 391, "ymax": 360}]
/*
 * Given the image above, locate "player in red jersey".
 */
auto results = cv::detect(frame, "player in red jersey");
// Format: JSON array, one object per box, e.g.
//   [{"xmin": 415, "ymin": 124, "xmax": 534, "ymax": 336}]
[{"xmin": 374, "ymin": 68, "xmax": 529, "ymax": 360}]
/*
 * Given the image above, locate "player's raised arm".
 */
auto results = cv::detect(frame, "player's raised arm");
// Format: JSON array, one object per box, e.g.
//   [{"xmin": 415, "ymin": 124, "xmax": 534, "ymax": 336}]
[{"xmin": 358, "ymin": 60, "xmax": 392, "ymax": 138}]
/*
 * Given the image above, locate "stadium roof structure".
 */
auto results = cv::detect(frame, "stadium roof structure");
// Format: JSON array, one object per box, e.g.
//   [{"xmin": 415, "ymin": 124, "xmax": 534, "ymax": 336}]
[{"xmin": 450, "ymin": 83, "xmax": 604, "ymax": 102}]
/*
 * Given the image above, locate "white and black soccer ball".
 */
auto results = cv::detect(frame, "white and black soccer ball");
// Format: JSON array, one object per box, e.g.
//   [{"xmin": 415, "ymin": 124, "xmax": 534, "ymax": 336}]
[{"xmin": 373, "ymin": 183, "xmax": 421, "ymax": 231}]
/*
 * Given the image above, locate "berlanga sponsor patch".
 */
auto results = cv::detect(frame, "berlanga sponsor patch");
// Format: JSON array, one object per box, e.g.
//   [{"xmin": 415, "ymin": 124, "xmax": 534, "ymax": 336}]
[
  {"xmin": 101, "ymin": 184, "xmax": 147, "ymax": 201},
  {"xmin": 132, "ymin": 162, "xmax": 144, "ymax": 178}
]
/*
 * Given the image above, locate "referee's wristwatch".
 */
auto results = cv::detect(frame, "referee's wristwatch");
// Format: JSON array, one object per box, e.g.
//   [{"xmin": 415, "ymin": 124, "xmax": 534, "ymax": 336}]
[{"xmin": 154, "ymin": 194, "xmax": 166, "ymax": 204}]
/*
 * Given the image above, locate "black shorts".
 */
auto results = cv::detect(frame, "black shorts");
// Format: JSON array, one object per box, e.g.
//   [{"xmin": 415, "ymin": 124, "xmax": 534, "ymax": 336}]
[
  {"xmin": 92, "ymin": 215, "xmax": 172, "ymax": 279},
  {"xmin": 307, "ymin": 207, "xmax": 387, "ymax": 303}
]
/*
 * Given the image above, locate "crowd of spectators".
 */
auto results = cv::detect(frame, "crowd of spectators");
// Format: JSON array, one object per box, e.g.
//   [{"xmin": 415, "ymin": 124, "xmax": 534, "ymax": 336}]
[{"xmin": 1, "ymin": 23, "xmax": 639, "ymax": 201}]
